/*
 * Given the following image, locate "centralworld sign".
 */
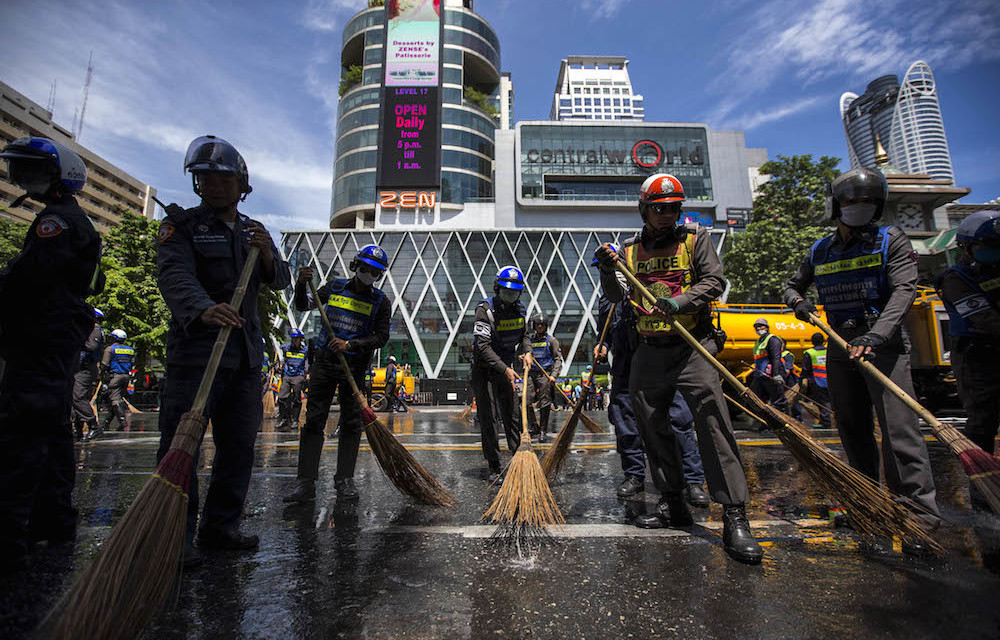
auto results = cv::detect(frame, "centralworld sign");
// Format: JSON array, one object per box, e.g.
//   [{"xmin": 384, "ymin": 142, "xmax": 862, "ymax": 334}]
[{"xmin": 524, "ymin": 140, "xmax": 706, "ymax": 169}]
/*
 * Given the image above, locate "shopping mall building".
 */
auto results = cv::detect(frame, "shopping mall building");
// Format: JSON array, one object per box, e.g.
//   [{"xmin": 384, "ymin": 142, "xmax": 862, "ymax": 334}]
[{"xmin": 278, "ymin": 0, "xmax": 767, "ymax": 386}]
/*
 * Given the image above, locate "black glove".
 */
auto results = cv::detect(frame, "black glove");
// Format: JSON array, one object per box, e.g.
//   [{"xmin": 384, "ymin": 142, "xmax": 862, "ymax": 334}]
[
  {"xmin": 655, "ymin": 296, "xmax": 680, "ymax": 317},
  {"xmin": 793, "ymin": 299, "xmax": 818, "ymax": 323},
  {"xmin": 846, "ymin": 333, "xmax": 886, "ymax": 350},
  {"xmin": 595, "ymin": 244, "xmax": 618, "ymax": 271}
]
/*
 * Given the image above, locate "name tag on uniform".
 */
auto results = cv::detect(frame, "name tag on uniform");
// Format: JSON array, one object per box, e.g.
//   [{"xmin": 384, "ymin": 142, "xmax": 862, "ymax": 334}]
[
  {"xmin": 981, "ymin": 277, "xmax": 1000, "ymax": 292},
  {"xmin": 497, "ymin": 318, "xmax": 524, "ymax": 331},
  {"xmin": 193, "ymin": 234, "xmax": 228, "ymax": 243},
  {"xmin": 329, "ymin": 295, "xmax": 373, "ymax": 315},
  {"xmin": 814, "ymin": 253, "xmax": 882, "ymax": 276}
]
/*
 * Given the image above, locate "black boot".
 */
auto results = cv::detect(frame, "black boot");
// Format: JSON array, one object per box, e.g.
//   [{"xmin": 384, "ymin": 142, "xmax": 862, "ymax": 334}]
[
  {"xmin": 335, "ymin": 477, "xmax": 359, "ymax": 500},
  {"xmin": 684, "ymin": 484, "xmax": 711, "ymax": 508},
  {"xmin": 74, "ymin": 419, "xmax": 84, "ymax": 442},
  {"xmin": 635, "ymin": 494, "xmax": 692, "ymax": 528},
  {"xmin": 616, "ymin": 476, "xmax": 645, "ymax": 498},
  {"xmin": 723, "ymin": 504, "xmax": 763, "ymax": 564},
  {"xmin": 283, "ymin": 479, "xmax": 316, "ymax": 504},
  {"xmin": 198, "ymin": 527, "xmax": 259, "ymax": 551}
]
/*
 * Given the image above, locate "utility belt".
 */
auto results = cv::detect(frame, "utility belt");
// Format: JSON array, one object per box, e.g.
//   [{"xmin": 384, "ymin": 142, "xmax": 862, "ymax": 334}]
[{"xmin": 631, "ymin": 312, "xmax": 713, "ymax": 349}]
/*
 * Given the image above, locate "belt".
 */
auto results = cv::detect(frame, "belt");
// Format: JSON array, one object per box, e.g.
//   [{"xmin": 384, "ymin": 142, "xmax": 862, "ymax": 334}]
[{"xmin": 637, "ymin": 334, "xmax": 685, "ymax": 347}]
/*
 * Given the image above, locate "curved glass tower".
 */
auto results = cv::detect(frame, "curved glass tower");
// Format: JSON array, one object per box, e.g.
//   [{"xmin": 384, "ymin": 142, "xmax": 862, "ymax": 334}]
[
  {"xmin": 331, "ymin": 0, "xmax": 500, "ymax": 228},
  {"xmin": 889, "ymin": 61, "xmax": 954, "ymax": 183}
]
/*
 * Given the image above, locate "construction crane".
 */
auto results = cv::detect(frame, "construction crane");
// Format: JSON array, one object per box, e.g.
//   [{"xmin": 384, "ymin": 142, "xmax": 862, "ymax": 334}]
[
  {"xmin": 45, "ymin": 80, "xmax": 56, "ymax": 117},
  {"xmin": 71, "ymin": 51, "xmax": 94, "ymax": 141}
]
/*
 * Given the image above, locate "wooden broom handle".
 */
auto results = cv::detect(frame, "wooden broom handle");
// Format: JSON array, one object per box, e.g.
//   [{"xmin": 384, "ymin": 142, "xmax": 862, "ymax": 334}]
[
  {"xmin": 532, "ymin": 302, "xmax": 616, "ymax": 392},
  {"xmin": 809, "ymin": 313, "xmax": 946, "ymax": 434},
  {"xmin": 521, "ymin": 358, "xmax": 530, "ymax": 439},
  {"xmin": 613, "ymin": 260, "xmax": 749, "ymax": 394},
  {"xmin": 307, "ymin": 280, "xmax": 368, "ymax": 404},
  {"xmin": 190, "ymin": 246, "xmax": 260, "ymax": 414}
]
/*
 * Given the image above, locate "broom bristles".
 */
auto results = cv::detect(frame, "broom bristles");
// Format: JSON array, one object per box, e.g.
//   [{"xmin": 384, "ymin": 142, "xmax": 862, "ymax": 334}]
[
  {"xmin": 483, "ymin": 441, "xmax": 564, "ymax": 544},
  {"xmin": 739, "ymin": 390, "xmax": 942, "ymax": 553},
  {"xmin": 40, "ymin": 412, "xmax": 206, "ymax": 638},
  {"xmin": 362, "ymin": 406, "xmax": 456, "ymax": 506},
  {"xmin": 540, "ymin": 403, "xmax": 584, "ymax": 479},
  {"xmin": 957, "ymin": 448, "xmax": 1000, "ymax": 514},
  {"xmin": 453, "ymin": 403, "xmax": 473, "ymax": 421},
  {"xmin": 578, "ymin": 411, "xmax": 604, "ymax": 433}
]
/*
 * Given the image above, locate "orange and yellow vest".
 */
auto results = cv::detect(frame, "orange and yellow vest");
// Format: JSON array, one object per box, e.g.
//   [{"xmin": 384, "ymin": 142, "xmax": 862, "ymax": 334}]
[{"xmin": 621, "ymin": 231, "xmax": 698, "ymax": 336}]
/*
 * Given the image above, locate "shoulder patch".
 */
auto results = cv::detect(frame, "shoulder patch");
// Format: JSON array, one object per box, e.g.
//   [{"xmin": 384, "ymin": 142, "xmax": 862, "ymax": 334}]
[
  {"xmin": 36, "ymin": 215, "xmax": 69, "ymax": 238},
  {"xmin": 907, "ymin": 249, "xmax": 919, "ymax": 264},
  {"xmin": 157, "ymin": 222, "xmax": 175, "ymax": 243}
]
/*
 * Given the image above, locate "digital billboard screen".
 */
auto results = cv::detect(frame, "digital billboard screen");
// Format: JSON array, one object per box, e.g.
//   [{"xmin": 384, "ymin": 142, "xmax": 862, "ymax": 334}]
[{"xmin": 377, "ymin": 0, "xmax": 442, "ymax": 192}]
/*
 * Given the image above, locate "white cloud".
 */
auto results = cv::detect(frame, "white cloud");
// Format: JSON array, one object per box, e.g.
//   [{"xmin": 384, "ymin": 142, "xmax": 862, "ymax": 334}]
[
  {"xmin": 302, "ymin": 0, "xmax": 363, "ymax": 32},
  {"xmin": 717, "ymin": 96, "xmax": 823, "ymax": 130},
  {"xmin": 580, "ymin": 0, "xmax": 632, "ymax": 19}
]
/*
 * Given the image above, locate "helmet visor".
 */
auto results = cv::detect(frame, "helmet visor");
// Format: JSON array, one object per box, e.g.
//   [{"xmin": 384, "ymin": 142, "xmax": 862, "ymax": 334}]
[{"xmin": 184, "ymin": 136, "xmax": 242, "ymax": 174}]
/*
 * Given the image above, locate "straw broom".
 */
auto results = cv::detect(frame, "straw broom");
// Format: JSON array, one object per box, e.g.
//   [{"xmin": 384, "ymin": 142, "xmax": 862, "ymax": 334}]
[
  {"xmin": 542, "ymin": 363, "xmax": 604, "ymax": 434},
  {"xmin": 308, "ymin": 281, "xmax": 455, "ymax": 507},
  {"xmin": 614, "ymin": 260, "xmax": 940, "ymax": 552},
  {"xmin": 483, "ymin": 359, "xmax": 564, "ymax": 544},
  {"xmin": 41, "ymin": 247, "xmax": 262, "ymax": 640},
  {"xmin": 453, "ymin": 401, "xmax": 474, "ymax": 422},
  {"xmin": 541, "ymin": 304, "xmax": 615, "ymax": 479},
  {"xmin": 812, "ymin": 313, "xmax": 1000, "ymax": 516}
]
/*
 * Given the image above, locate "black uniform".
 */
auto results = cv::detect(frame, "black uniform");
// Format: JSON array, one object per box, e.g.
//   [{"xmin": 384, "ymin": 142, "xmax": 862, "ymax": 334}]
[
  {"xmin": 156, "ymin": 205, "xmax": 290, "ymax": 540},
  {"xmin": 526, "ymin": 332, "xmax": 563, "ymax": 437},
  {"xmin": 784, "ymin": 225, "xmax": 940, "ymax": 524},
  {"xmin": 292, "ymin": 278, "xmax": 390, "ymax": 485},
  {"xmin": 471, "ymin": 296, "xmax": 531, "ymax": 473},
  {"xmin": 276, "ymin": 341, "xmax": 308, "ymax": 431},
  {"xmin": 72, "ymin": 322, "xmax": 104, "ymax": 437},
  {"xmin": 0, "ymin": 196, "xmax": 103, "ymax": 564}
]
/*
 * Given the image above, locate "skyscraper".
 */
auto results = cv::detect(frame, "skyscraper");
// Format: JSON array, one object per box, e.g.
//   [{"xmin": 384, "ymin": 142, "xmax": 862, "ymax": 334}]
[
  {"xmin": 840, "ymin": 60, "xmax": 954, "ymax": 183},
  {"xmin": 549, "ymin": 56, "xmax": 645, "ymax": 121}
]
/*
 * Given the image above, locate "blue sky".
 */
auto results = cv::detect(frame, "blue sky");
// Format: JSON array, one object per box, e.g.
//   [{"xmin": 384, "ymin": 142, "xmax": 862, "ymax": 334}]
[{"xmin": 2, "ymin": 0, "xmax": 998, "ymax": 239}]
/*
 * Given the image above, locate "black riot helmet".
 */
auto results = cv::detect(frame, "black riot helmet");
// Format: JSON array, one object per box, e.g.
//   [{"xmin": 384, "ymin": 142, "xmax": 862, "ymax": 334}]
[
  {"xmin": 530, "ymin": 312, "xmax": 548, "ymax": 333},
  {"xmin": 184, "ymin": 135, "xmax": 252, "ymax": 200},
  {"xmin": 825, "ymin": 168, "xmax": 888, "ymax": 227}
]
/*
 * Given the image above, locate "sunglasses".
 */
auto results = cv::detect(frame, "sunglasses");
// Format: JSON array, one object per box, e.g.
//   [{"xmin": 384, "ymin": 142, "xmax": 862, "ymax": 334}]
[
  {"xmin": 357, "ymin": 263, "xmax": 384, "ymax": 277},
  {"xmin": 648, "ymin": 203, "xmax": 681, "ymax": 215}
]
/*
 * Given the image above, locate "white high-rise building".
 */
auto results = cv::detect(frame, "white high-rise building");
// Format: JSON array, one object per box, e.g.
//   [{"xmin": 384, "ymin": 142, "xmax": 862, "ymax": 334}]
[
  {"xmin": 499, "ymin": 72, "xmax": 514, "ymax": 130},
  {"xmin": 549, "ymin": 55, "xmax": 645, "ymax": 121},
  {"xmin": 840, "ymin": 60, "xmax": 955, "ymax": 183},
  {"xmin": 888, "ymin": 61, "xmax": 954, "ymax": 183}
]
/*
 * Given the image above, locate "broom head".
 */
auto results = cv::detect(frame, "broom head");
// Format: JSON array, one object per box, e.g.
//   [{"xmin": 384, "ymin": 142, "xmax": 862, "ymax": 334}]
[
  {"xmin": 578, "ymin": 410, "xmax": 604, "ymax": 434},
  {"xmin": 360, "ymin": 402, "xmax": 456, "ymax": 506},
  {"xmin": 40, "ymin": 411, "xmax": 207, "ymax": 639},
  {"xmin": 742, "ymin": 390, "xmax": 942, "ymax": 553},
  {"xmin": 453, "ymin": 403, "xmax": 473, "ymax": 422},
  {"xmin": 483, "ymin": 436, "xmax": 564, "ymax": 544},
  {"xmin": 540, "ymin": 400, "xmax": 585, "ymax": 480},
  {"xmin": 958, "ymin": 447, "xmax": 1000, "ymax": 514}
]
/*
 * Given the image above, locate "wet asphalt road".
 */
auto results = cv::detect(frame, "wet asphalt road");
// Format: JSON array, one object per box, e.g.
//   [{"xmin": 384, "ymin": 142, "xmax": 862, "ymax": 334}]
[{"xmin": 3, "ymin": 409, "xmax": 1000, "ymax": 640}]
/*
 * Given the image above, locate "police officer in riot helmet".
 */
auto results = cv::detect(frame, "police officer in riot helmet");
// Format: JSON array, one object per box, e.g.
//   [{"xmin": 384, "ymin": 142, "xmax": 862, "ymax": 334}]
[
  {"xmin": 284, "ymin": 244, "xmax": 390, "ymax": 504},
  {"xmin": 785, "ymin": 167, "xmax": 940, "ymax": 554},
  {"xmin": 156, "ymin": 135, "xmax": 291, "ymax": 564},
  {"xmin": 936, "ymin": 210, "xmax": 1000, "ymax": 509},
  {"xmin": 0, "ymin": 137, "xmax": 104, "ymax": 570},
  {"xmin": 596, "ymin": 173, "xmax": 762, "ymax": 564},
  {"xmin": 526, "ymin": 311, "xmax": 562, "ymax": 442},
  {"xmin": 276, "ymin": 329, "xmax": 308, "ymax": 432}
]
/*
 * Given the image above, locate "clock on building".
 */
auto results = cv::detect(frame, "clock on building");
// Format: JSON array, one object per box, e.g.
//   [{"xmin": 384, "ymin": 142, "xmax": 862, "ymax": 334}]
[{"xmin": 895, "ymin": 204, "xmax": 924, "ymax": 231}]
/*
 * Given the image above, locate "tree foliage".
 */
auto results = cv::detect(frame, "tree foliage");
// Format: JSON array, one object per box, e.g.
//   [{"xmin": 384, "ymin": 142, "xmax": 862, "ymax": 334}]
[
  {"xmin": 723, "ymin": 154, "xmax": 841, "ymax": 303},
  {"xmin": 0, "ymin": 213, "xmax": 30, "ymax": 268},
  {"xmin": 339, "ymin": 65, "xmax": 364, "ymax": 97},
  {"xmin": 463, "ymin": 86, "xmax": 499, "ymax": 119}
]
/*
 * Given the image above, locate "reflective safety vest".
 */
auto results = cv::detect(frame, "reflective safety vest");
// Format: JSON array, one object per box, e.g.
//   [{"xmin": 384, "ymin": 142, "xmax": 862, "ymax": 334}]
[
  {"xmin": 108, "ymin": 344, "xmax": 135, "ymax": 374},
  {"xmin": 261, "ymin": 352, "xmax": 270, "ymax": 374},
  {"xmin": 810, "ymin": 226, "xmax": 891, "ymax": 326},
  {"xmin": 935, "ymin": 264, "xmax": 1000, "ymax": 338},
  {"xmin": 621, "ymin": 231, "xmax": 698, "ymax": 336},
  {"xmin": 387, "ymin": 364, "xmax": 397, "ymax": 384},
  {"xmin": 531, "ymin": 335, "xmax": 554, "ymax": 370},
  {"xmin": 317, "ymin": 279, "xmax": 384, "ymax": 356},
  {"xmin": 782, "ymin": 349, "xmax": 794, "ymax": 372},
  {"xmin": 752, "ymin": 333, "xmax": 777, "ymax": 375},
  {"xmin": 804, "ymin": 346, "xmax": 828, "ymax": 388},
  {"xmin": 282, "ymin": 343, "xmax": 307, "ymax": 376},
  {"xmin": 474, "ymin": 296, "xmax": 525, "ymax": 365}
]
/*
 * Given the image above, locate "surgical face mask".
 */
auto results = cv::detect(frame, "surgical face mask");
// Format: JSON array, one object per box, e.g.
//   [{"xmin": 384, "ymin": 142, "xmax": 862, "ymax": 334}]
[
  {"xmin": 755, "ymin": 327, "xmax": 767, "ymax": 336},
  {"xmin": 498, "ymin": 288, "xmax": 520, "ymax": 304},
  {"xmin": 839, "ymin": 202, "xmax": 878, "ymax": 227},
  {"xmin": 974, "ymin": 246, "xmax": 1000, "ymax": 265},
  {"xmin": 355, "ymin": 270, "xmax": 379, "ymax": 286}
]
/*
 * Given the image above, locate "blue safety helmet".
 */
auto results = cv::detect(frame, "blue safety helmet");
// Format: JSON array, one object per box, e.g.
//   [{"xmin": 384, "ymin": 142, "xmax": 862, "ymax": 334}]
[
  {"xmin": 353, "ymin": 244, "xmax": 389, "ymax": 271},
  {"xmin": 0, "ymin": 137, "xmax": 87, "ymax": 199},
  {"xmin": 289, "ymin": 329, "xmax": 304, "ymax": 339},
  {"xmin": 956, "ymin": 210, "xmax": 1000, "ymax": 246},
  {"xmin": 184, "ymin": 135, "xmax": 251, "ymax": 197},
  {"xmin": 592, "ymin": 243, "xmax": 619, "ymax": 266},
  {"xmin": 93, "ymin": 308, "xmax": 104, "ymax": 320},
  {"xmin": 495, "ymin": 265, "xmax": 525, "ymax": 291}
]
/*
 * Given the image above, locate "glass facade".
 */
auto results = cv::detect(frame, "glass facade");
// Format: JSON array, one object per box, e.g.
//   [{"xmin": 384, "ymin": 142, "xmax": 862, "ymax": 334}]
[
  {"xmin": 519, "ymin": 123, "xmax": 712, "ymax": 203},
  {"xmin": 331, "ymin": 5, "xmax": 500, "ymax": 226}
]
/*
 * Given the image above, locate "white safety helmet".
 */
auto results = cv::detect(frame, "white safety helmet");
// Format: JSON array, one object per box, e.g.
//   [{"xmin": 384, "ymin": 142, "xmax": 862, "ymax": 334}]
[{"xmin": 111, "ymin": 329, "xmax": 128, "ymax": 341}]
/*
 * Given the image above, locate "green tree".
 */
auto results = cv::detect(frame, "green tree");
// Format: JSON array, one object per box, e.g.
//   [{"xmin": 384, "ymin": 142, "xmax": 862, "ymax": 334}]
[
  {"xmin": 88, "ymin": 209, "xmax": 170, "ymax": 374},
  {"xmin": 723, "ymin": 154, "xmax": 841, "ymax": 303},
  {"xmin": 463, "ymin": 86, "xmax": 499, "ymax": 119},
  {"xmin": 0, "ymin": 213, "xmax": 30, "ymax": 268},
  {"xmin": 339, "ymin": 65, "xmax": 364, "ymax": 97}
]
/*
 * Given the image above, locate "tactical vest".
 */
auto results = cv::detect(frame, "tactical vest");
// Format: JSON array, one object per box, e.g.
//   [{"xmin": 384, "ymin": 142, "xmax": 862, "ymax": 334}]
[
  {"xmin": 387, "ymin": 365, "xmax": 397, "ymax": 384},
  {"xmin": 474, "ymin": 296, "xmax": 525, "ymax": 365},
  {"xmin": 810, "ymin": 227, "xmax": 891, "ymax": 326},
  {"xmin": 936, "ymin": 264, "xmax": 1000, "ymax": 338},
  {"xmin": 317, "ymin": 279, "xmax": 384, "ymax": 356},
  {"xmin": 109, "ymin": 344, "xmax": 135, "ymax": 374},
  {"xmin": 282, "ymin": 343, "xmax": 307, "ymax": 376},
  {"xmin": 261, "ymin": 353, "xmax": 270, "ymax": 374},
  {"xmin": 804, "ymin": 346, "xmax": 828, "ymax": 388},
  {"xmin": 782, "ymin": 349, "xmax": 794, "ymax": 372},
  {"xmin": 621, "ymin": 230, "xmax": 699, "ymax": 336},
  {"xmin": 531, "ymin": 335, "xmax": 554, "ymax": 370},
  {"xmin": 753, "ymin": 333, "xmax": 776, "ymax": 375}
]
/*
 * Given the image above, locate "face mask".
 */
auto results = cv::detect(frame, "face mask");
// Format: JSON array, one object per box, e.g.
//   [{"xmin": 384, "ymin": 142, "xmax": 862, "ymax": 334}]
[
  {"xmin": 974, "ymin": 246, "xmax": 1000, "ymax": 265},
  {"xmin": 16, "ymin": 175, "xmax": 53, "ymax": 197},
  {"xmin": 355, "ymin": 270, "xmax": 378, "ymax": 286},
  {"xmin": 755, "ymin": 328, "xmax": 767, "ymax": 336},
  {"xmin": 498, "ymin": 288, "xmax": 520, "ymax": 304},
  {"xmin": 839, "ymin": 202, "xmax": 878, "ymax": 227}
]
